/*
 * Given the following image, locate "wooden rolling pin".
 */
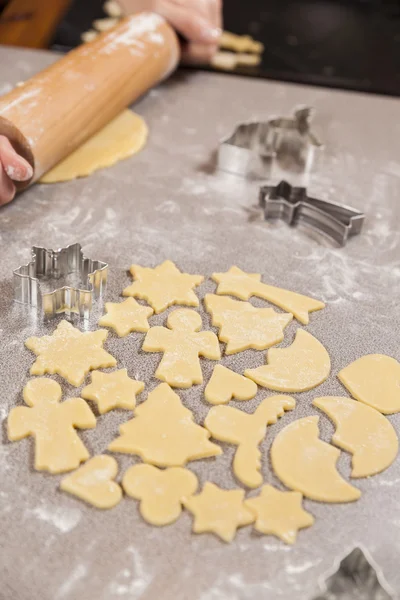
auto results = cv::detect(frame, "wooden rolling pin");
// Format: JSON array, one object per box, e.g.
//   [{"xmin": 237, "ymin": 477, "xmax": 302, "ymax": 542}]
[{"xmin": 0, "ymin": 12, "xmax": 180, "ymax": 189}]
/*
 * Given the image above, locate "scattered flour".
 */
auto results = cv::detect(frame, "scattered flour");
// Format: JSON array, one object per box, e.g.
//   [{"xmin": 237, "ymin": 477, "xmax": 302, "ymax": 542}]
[
  {"xmin": 56, "ymin": 564, "xmax": 88, "ymax": 599},
  {"xmin": 27, "ymin": 503, "xmax": 82, "ymax": 533}
]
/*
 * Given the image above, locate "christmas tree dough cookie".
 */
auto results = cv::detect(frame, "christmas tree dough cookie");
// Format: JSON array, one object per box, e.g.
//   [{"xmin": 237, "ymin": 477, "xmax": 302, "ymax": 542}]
[
  {"xmin": 204, "ymin": 365, "xmax": 257, "ymax": 405},
  {"xmin": 245, "ymin": 485, "xmax": 314, "ymax": 544},
  {"xmin": 81, "ymin": 369, "xmax": 144, "ymax": 414},
  {"xmin": 123, "ymin": 464, "xmax": 198, "ymax": 526},
  {"xmin": 245, "ymin": 329, "xmax": 331, "ymax": 392},
  {"xmin": 182, "ymin": 482, "xmax": 254, "ymax": 543},
  {"xmin": 98, "ymin": 297, "xmax": 153, "ymax": 337},
  {"xmin": 123, "ymin": 260, "xmax": 204, "ymax": 314},
  {"xmin": 25, "ymin": 320, "xmax": 116, "ymax": 387},
  {"xmin": 108, "ymin": 383, "xmax": 222, "ymax": 466},
  {"xmin": 205, "ymin": 395, "xmax": 296, "ymax": 488},
  {"xmin": 204, "ymin": 294, "xmax": 292, "ymax": 354},
  {"xmin": 8, "ymin": 378, "xmax": 96, "ymax": 474},
  {"xmin": 212, "ymin": 266, "xmax": 325, "ymax": 325},
  {"xmin": 338, "ymin": 354, "xmax": 400, "ymax": 414},
  {"xmin": 142, "ymin": 309, "xmax": 221, "ymax": 388},
  {"xmin": 313, "ymin": 396, "xmax": 398, "ymax": 478},
  {"xmin": 271, "ymin": 416, "xmax": 361, "ymax": 503},
  {"xmin": 60, "ymin": 455, "xmax": 122, "ymax": 509}
]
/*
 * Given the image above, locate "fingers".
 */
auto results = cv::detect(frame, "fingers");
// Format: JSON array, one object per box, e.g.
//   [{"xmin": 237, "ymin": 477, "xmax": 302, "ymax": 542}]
[
  {"xmin": 208, "ymin": 0, "xmax": 222, "ymax": 30},
  {"xmin": 181, "ymin": 41, "xmax": 218, "ymax": 65},
  {"xmin": 0, "ymin": 135, "xmax": 33, "ymax": 182},
  {"xmin": 156, "ymin": 0, "xmax": 221, "ymax": 44},
  {"xmin": 0, "ymin": 163, "xmax": 16, "ymax": 206}
]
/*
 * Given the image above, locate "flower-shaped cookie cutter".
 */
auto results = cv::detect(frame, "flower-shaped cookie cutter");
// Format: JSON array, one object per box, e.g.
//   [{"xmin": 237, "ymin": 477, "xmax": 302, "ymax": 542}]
[
  {"xmin": 13, "ymin": 243, "xmax": 108, "ymax": 319},
  {"xmin": 218, "ymin": 106, "xmax": 322, "ymax": 179}
]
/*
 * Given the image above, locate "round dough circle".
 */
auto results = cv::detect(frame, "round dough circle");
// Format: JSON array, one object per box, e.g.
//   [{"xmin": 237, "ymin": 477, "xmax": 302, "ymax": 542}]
[{"xmin": 40, "ymin": 110, "xmax": 148, "ymax": 183}]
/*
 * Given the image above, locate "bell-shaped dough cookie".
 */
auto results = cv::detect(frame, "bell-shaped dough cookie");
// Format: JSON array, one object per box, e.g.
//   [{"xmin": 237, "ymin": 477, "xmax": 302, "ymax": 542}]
[
  {"xmin": 245, "ymin": 329, "xmax": 331, "ymax": 392},
  {"xmin": 108, "ymin": 383, "xmax": 222, "ymax": 466},
  {"xmin": 338, "ymin": 354, "xmax": 400, "ymax": 414},
  {"xmin": 205, "ymin": 395, "xmax": 296, "ymax": 488},
  {"xmin": 204, "ymin": 365, "xmax": 257, "ymax": 404},
  {"xmin": 123, "ymin": 260, "xmax": 203, "ymax": 314},
  {"xmin": 212, "ymin": 266, "xmax": 325, "ymax": 324},
  {"xmin": 245, "ymin": 485, "xmax": 314, "ymax": 544},
  {"xmin": 204, "ymin": 294, "xmax": 292, "ymax": 354},
  {"xmin": 270, "ymin": 416, "xmax": 361, "ymax": 503},
  {"xmin": 60, "ymin": 455, "xmax": 122, "ymax": 509},
  {"xmin": 182, "ymin": 482, "xmax": 254, "ymax": 543},
  {"xmin": 123, "ymin": 464, "xmax": 198, "ymax": 526},
  {"xmin": 313, "ymin": 396, "xmax": 398, "ymax": 478}
]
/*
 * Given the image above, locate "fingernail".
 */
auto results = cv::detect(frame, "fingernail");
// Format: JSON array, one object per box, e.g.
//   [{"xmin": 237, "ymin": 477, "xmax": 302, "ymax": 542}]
[
  {"xmin": 201, "ymin": 26, "xmax": 221, "ymax": 42},
  {"xmin": 6, "ymin": 162, "xmax": 33, "ymax": 182}
]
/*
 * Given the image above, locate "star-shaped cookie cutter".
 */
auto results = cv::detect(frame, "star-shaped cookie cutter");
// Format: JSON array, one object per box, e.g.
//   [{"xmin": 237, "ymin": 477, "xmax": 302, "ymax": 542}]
[
  {"xmin": 218, "ymin": 106, "xmax": 322, "ymax": 179},
  {"xmin": 259, "ymin": 180, "xmax": 365, "ymax": 246},
  {"xmin": 13, "ymin": 243, "xmax": 108, "ymax": 319}
]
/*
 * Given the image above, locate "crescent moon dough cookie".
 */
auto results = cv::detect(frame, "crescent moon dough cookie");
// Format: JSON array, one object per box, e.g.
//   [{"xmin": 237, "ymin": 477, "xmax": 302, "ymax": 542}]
[
  {"xmin": 270, "ymin": 416, "xmax": 361, "ymax": 503},
  {"xmin": 245, "ymin": 329, "xmax": 331, "ymax": 392},
  {"xmin": 338, "ymin": 354, "xmax": 400, "ymax": 414},
  {"xmin": 313, "ymin": 396, "xmax": 398, "ymax": 478}
]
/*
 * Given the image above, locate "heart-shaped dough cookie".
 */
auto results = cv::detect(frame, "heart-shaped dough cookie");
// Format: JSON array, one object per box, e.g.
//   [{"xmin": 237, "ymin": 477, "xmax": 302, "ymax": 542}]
[
  {"xmin": 60, "ymin": 455, "xmax": 122, "ymax": 509},
  {"xmin": 205, "ymin": 365, "xmax": 257, "ymax": 404}
]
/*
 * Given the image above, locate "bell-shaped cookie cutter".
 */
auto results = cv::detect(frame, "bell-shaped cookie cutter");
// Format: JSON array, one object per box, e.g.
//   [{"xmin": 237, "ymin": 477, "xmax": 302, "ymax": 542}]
[
  {"xmin": 218, "ymin": 106, "xmax": 322, "ymax": 179},
  {"xmin": 259, "ymin": 180, "xmax": 365, "ymax": 246},
  {"xmin": 13, "ymin": 243, "xmax": 108, "ymax": 319}
]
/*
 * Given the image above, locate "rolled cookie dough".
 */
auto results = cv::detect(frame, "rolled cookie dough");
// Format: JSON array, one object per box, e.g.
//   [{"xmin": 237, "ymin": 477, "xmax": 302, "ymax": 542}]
[{"xmin": 40, "ymin": 110, "xmax": 148, "ymax": 183}]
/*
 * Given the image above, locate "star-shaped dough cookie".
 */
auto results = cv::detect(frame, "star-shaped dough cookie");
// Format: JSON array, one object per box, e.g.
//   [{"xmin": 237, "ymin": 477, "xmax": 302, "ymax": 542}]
[
  {"xmin": 245, "ymin": 485, "xmax": 314, "ymax": 544},
  {"xmin": 182, "ymin": 482, "xmax": 254, "ymax": 543},
  {"xmin": 122, "ymin": 260, "xmax": 204, "ymax": 314},
  {"xmin": 25, "ymin": 320, "xmax": 117, "ymax": 387},
  {"xmin": 98, "ymin": 297, "xmax": 154, "ymax": 337},
  {"xmin": 81, "ymin": 369, "xmax": 144, "ymax": 413}
]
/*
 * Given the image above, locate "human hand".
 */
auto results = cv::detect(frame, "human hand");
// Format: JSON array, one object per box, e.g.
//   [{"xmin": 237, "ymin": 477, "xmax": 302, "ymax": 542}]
[
  {"xmin": 117, "ymin": 0, "xmax": 222, "ymax": 64},
  {"xmin": 0, "ymin": 136, "xmax": 33, "ymax": 206}
]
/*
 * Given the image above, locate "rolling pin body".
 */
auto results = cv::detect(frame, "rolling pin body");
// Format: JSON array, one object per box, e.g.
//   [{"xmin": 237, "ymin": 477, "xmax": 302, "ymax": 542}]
[{"xmin": 0, "ymin": 13, "xmax": 179, "ymax": 187}]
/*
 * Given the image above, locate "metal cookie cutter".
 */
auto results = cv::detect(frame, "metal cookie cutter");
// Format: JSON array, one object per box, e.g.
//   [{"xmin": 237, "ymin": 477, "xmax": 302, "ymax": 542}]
[
  {"xmin": 312, "ymin": 546, "xmax": 394, "ymax": 599},
  {"xmin": 218, "ymin": 106, "xmax": 322, "ymax": 179},
  {"xmin": 13, "ymin": 243, "xmax": 108, "ymax": 319},
  {"xmin": 259, "ymin": 180, "xmax": 365, "ymax": 246}
]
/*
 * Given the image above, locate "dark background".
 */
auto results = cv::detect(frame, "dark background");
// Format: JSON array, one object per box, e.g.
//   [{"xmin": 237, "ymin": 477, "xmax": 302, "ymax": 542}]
[{"xmin": 53, "ymin": 0, "xmax": 400, "ymax": 96}]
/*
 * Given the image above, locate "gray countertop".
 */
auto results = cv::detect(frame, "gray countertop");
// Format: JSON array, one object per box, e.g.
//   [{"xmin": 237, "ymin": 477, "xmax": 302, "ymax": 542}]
[{"xmin": 0, "ymin": 46, "xmax": 400, "ymax": 600}]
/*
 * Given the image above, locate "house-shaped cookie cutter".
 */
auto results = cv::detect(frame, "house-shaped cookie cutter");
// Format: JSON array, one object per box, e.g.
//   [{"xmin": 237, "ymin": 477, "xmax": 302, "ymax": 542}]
[
  {"xmin": 218, "ymin": 106, "xmax": 322, "ymax": 179},
  {"xmin": 13, "ymin": 243, "xmax": 108, "ymax": 319}
]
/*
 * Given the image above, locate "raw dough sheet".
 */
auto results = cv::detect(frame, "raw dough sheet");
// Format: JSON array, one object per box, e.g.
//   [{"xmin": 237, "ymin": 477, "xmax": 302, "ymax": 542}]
[{"xmin": 1, "ymin": 46, "xmax": 400, "ymax": 600}]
